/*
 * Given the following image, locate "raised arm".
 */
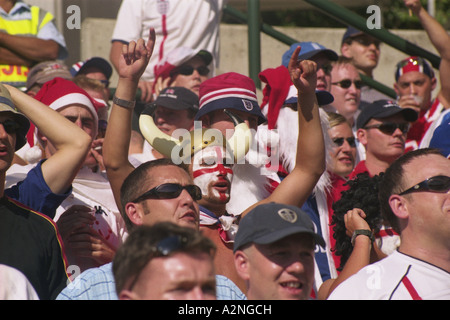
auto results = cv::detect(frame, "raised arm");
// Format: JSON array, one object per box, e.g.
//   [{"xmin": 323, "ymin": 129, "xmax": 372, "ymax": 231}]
[
  {"xmin": 110, "ymin": 41, "xmax": 154, "ymax": 103},
  {"xmin": 5, "ymin": 85, "xmax": 92, "ymax": 194},
  {"xmin": 242, "ymin": 46, "xmax": 325, "ymax": 215},
  {"xmin": 103, "ymin": 28, "xmax": 156, "ymax": 210},
  {"xmin": 405, "ymin": 0, "xmax": 450, "ymax": 108}
]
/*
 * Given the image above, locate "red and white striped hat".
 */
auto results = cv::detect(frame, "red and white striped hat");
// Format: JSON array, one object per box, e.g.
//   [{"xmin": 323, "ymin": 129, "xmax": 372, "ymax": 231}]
[{"xmin": 195, "ymin": 72, "xmax": 266, "ymax": 124}]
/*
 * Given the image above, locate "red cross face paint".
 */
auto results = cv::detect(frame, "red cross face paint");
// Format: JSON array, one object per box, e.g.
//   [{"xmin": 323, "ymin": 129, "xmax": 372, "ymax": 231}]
[{"xmin": 192, "ymin": 146, "xmax": 234, "ymax": 204}]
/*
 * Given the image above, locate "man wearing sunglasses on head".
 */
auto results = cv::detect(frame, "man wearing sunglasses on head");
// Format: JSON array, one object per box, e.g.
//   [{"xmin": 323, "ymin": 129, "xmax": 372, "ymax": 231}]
[
  {"xmin": 350, "ymin": 99, "xmax": 418, "ymax": 179},
  {"xmin": 113, "ymin": 222, "xmax": 217, "ymax": 300},
  {"xmin": 394, "ymin": 0, "xmax": 450, "ymax": 152},
  {"xmin": 329, "ymin": 148, "xmax": 450, "ymax": 300}
]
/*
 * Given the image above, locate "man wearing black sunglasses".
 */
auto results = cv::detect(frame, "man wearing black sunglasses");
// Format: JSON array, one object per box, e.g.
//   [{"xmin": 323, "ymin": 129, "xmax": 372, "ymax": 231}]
[
  {"xmin": 329, "ymin": 56, "xmax": 363, "ymax": 128},
  {"xmin": 153, "ymin": 47, "xmax": 213, "ymax": 97},
  {"xmin": 351, "ymin": 100, "xmax": 417, "ymax": 178},
  {"xmin": 329, "ymin": 148, "xmax": 450, "ymax": 300}
]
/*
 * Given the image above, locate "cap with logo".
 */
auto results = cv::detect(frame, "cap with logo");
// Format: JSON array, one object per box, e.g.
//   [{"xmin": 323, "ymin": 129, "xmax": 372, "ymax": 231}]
[
  {"xmin": 233, "ymin": 202, "xmax": 325, "ymax": 252},
  {"xmin": 196, "ymin": 72, "xmax": 266, "ymax": 124},
  {"xmin": 356, "ymin": 99, "xmax": 418, "ymax": 129},
  {"xmin": 281, "ymin": 42, "xmax": 338, "ymax": 68},
  {"xmin": 0, "ymin": 84, "xmax": 30, "ymax": 150},
  {"xmin": 148, "ymin": 86, "xmax": 199, "ymax": 111}
]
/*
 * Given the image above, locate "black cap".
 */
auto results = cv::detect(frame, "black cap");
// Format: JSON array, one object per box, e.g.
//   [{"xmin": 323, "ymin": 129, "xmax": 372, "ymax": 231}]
[
  {"xmin": 285, "ymin": 90, "xmax": 334, "ymax": 106},
  {"xmin": 151, "ymin": 87, "xmax": 199, "ymax": 111},
  {"xmin": 356, "ymin": 99, "xmax": 418, "ymax": 129},
  {"xmin": 70, "ymin": 57, "xmax": 113, "ymax": 79},
  {"xmin": 233, "ymin": 202, "xmax": 325, "ymax": 252}
]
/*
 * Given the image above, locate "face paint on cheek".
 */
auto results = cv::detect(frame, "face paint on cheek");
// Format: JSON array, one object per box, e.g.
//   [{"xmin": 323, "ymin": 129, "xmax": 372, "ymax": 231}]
[{"xmin": 192, "ymin": 147, "xmax": 234, "ymax": 201}]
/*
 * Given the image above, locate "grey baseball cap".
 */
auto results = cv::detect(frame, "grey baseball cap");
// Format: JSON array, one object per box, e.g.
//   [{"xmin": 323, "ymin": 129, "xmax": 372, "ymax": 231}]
[{"xmin": 234, "ymin": 202, "xmax": 325, "ymax": 252}]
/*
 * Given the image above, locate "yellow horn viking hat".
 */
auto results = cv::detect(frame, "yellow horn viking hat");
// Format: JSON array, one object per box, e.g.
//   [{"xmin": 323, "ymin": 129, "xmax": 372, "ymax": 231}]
[{"xmin": 139, "ymin": 109, "xmax": 252, "ymax": 163}]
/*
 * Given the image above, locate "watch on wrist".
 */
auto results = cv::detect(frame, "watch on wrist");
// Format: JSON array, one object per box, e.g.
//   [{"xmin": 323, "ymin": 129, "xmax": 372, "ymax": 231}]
[
  {"xmin": 113, "ymin": 95, "xmax": 136, "ymax": 109},
  {"xmin": 351, "ymin": 229, "xmax": 375, "ymax": 246}
]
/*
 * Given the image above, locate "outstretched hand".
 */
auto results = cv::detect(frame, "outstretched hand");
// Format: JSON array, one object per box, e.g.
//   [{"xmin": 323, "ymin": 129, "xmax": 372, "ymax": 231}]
[
  {"xmin": 403, "ymin": 0, "xmax": 422, "ymax": 16},
  {"xmin": 287, "ymin": 45, "xmax": 317, "ymax": 95},
  {"xmin": 118, "ymin": 27, "xmax": 156, "ymax": 81}
]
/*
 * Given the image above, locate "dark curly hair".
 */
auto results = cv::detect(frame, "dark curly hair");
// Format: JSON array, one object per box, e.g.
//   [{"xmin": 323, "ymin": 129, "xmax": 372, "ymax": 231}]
[{"xmin": 330, "ymin": 172, "xmax": 383, "ymax": 271}]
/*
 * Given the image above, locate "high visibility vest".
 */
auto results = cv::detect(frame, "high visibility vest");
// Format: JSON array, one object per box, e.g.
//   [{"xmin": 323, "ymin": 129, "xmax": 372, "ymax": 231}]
[{"xmin": 0, "ymin": 6, "xmax": 54, "ymax": 88}]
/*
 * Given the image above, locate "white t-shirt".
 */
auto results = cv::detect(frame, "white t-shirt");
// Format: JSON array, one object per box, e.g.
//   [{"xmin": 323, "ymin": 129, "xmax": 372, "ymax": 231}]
[
  {"xmin": 328, "ymin": 250, "xmax": 450, "ymax": 300},
  {"xmin": 0, "ymin": 265, "xmax": 39, "ymax": 300},
  {"xmin": 111, "ymin": 0, "xmax": 227, "ymax": 81}
]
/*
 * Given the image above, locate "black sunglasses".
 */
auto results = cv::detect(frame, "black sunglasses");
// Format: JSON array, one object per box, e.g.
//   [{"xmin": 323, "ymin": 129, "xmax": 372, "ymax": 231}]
[
  {"xmin": 399, "ymin": 175, "xmax": 450, "ymax": 196},
  {"xmin": 332, "ymin": 137, "xmax": 356, "ymax": 148},
  {"xmin": 0, "ymin": 119, "xmax": 21, "ymax": 134},
  {"xmin": 332, "ymin": 79, "xmax": 363, "ymax": 89},
  {"xmin": 171, "ymin": 65, "xmax": 210, "ymax": 77},
  {"xmin": 363, "ymin": 122, "xmax": 410, "ymax": 135},
  {"xmin": 351, "ymin": 36, "xmax": 381, "ymax": 48},
  {"xmin": 131, "ymin": 183, "xmax": 202, "ymax": 203}
]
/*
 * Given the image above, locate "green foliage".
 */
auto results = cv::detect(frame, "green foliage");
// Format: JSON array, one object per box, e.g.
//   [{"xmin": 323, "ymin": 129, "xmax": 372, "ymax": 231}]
[{"xmin": 224, "ymin": 1, "xmax": 450, "ymax": 30}]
